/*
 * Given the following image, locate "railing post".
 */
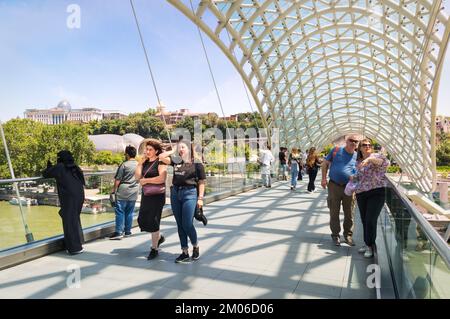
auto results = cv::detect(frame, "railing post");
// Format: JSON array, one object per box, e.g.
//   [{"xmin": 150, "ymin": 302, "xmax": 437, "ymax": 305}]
[{"xmin": 0, "ymin": 121, "xmax": 34, "ymax": 243}]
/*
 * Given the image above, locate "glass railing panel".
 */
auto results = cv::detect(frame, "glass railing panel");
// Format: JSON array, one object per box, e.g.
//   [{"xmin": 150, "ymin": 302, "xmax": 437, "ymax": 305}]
[
  {"xmin": 81, "ymin": 172, "xmax": 117, "ymax": 228},
  {"xmin": 0, "ymin": 177, "xmax": 64, "ymax": 250},
  {"xmin": 430, "ymin": 246, "xmax": 450, "ymax": 298},
  {"xmin": 385, "ymin": 185, "xmax": 433, "ymax": 299},
  {"xmin": 204, "ymin": 164, "xmax": 223, "ymax": 194},
  {"xmin": 383, "ymin": 180, "xmax": 450, "ymax": 299},
  {"xmin": 0, "ymin": 181, "xmax": 28, "ymax": 250}
]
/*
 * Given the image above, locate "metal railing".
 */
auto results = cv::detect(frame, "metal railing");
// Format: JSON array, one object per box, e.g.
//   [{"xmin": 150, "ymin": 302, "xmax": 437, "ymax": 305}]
[{"xmin": 0, "ymin": 166, "xmax": 264, "ymax": 269}]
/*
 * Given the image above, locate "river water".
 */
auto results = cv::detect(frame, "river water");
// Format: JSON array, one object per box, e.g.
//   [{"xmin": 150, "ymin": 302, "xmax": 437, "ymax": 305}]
[{"xmin": 0, "ymin": 201, "xmax": 115, "ymax": 251}]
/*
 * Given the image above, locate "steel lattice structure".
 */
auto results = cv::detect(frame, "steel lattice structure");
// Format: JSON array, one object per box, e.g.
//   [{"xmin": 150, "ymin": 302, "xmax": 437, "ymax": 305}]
[{"xmin": 168, "ymin": 0, "xmax": 450, "ymax": 191}]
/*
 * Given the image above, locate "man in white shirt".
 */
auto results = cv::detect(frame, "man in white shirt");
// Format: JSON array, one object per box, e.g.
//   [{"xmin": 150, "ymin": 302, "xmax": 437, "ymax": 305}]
[{"xmin": 259, "ymin": 145, "xmax": 275, "ymax": 188}]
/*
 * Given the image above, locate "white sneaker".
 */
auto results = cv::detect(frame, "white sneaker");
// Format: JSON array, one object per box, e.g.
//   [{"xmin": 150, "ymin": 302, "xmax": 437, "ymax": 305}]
[
  {"xmin": 364, "ymin": 247, "xmax": 373, "ymax": 258},
  {"xmin": 358, "ymin": 245, "xmax": 367, "ymax": 253},
  {"xmin": 67, "ymin": 249, "xmax": 84, "ymax": 255}
]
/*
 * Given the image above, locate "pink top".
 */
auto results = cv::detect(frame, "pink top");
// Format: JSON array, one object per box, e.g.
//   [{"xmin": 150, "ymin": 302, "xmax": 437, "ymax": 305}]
[{"xmin": 354, "ymin": 153, "xmax": 390, "ymax": 194}]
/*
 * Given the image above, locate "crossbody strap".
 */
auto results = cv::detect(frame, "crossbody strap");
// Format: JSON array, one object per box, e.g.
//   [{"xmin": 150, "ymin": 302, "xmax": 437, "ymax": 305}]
[
  {"xmin": 142, "ymin": 160, "xmax": 158, "ymax": 178},
  {"xmin": 194, "ymin": 163, "xmax": 200, "ymax": 196}
]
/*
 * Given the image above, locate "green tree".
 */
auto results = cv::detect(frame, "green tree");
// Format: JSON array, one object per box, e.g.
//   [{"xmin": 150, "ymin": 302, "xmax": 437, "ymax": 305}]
[
  {"xmin": 0, "ymin": 119, "xmax": 44, "ymax": 178},
  {"xmin": 37, "ymin": 123, "xmax": 95, "ymax": 169},
  {"xmin": 436, "ymin": 132, "xmax": 450, "ymax": 166},
  {"xmin": 174, "ymin": 117, "xmax": 195, "ymax": 137},
  {"xmin": 0, "ymin": 120, "xmax": 94, "ymax": 178},
  {"xmin": 92, "ymin": 151, "xmax": 124, "ymax": 166}
]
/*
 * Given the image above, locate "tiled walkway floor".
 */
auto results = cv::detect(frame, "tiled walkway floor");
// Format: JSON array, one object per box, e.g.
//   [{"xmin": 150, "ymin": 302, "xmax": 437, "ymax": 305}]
[{"xmin": 0, "ymin": 181, "xmax": 376, "ymax": 299}]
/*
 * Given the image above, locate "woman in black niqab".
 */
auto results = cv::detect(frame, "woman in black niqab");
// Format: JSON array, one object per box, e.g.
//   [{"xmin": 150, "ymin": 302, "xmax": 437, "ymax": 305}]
[{"xmin": 43, "ymin": 150, "xmax": 85, "ymax": 254}]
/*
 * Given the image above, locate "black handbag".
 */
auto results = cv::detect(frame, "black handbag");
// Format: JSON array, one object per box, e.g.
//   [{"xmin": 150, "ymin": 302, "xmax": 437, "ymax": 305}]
[
  {"xmin": 109, "ymin": 192, "xmax": 117, "ymax": 207},
  {"xmin": 194, "ymin": 163, "xmax": 208, "ymax": 226},
  {"xmin": 194, "ymin": 206, "xmax": 207, "ymax": 226}
]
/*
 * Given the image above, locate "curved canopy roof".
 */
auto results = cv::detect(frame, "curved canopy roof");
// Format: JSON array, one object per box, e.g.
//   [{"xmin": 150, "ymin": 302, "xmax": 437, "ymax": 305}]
[{"xmin": 168, "ymin": 0, "xmax": 450, "ymax": 191}]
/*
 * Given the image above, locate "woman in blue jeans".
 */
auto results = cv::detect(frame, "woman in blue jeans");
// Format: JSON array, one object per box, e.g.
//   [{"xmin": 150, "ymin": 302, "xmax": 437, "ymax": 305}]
[
  {"xmin": 288, "ymin": 148, "xmax": 302, "ymax": 190},
  {"xmin": 160, "ymin": 141, "xmax": 206, "ymax": 263}
]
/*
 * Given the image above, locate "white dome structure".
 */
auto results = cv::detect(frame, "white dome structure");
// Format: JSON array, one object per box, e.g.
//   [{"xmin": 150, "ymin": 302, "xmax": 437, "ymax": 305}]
[
  {"xmin": 89, "ymin": 133, "xmax": 144, "ymax": 153},
  {"xmin": 57, "ymin": 100, "xmax": 71, "ymax": 111}
]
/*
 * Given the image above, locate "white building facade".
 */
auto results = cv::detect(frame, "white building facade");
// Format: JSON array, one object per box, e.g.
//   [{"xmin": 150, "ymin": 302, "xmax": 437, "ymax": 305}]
[{"xmin": 24, "ymin": 100, "xmax": 126, "ymax": 125}]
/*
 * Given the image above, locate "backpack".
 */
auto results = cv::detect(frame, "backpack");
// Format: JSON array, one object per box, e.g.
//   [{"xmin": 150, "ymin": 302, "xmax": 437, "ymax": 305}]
[{"xmin": 329, "ymin": 146, "xmax": 340, "ymax": 162}]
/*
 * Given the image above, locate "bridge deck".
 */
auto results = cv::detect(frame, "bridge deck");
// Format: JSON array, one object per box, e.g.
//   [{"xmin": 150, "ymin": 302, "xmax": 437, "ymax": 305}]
[{"xmin": 0, "ymin": 181, "xmax": 376, "ymax": 299}]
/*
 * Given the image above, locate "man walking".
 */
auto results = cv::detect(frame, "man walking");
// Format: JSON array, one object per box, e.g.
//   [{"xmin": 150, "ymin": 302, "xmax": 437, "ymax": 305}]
[
  {"xmin": 259, "ymin": 144, "xmax": 275, "ymax": 188},
  {"xmin": 321, "ymin": 135, "xmax": 358, "ymax": 246},
  {"xmin": 278, "ymin": 147, "xmax": 288, "ymax": 181}
]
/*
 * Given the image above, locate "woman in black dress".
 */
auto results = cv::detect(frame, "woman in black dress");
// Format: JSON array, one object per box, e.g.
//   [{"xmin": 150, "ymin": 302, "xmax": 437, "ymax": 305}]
[
  {"xmin": 42, "ymin": 150, "xmax": 85, "ymax": 255},
  {"xmin": 135, "ymin": 139, "xmax": 167, "ymax": 260}
]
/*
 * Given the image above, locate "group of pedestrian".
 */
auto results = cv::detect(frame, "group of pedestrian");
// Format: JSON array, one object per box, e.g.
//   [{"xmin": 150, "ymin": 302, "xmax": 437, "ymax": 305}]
[
  {"xmin": 45, "ymin": 134, "xmax": 388, "ymax": 261},
  {"xmin": 259, "ymin": 134, "xmax": 389, "ymax": 258},
  {"xmin": 276, "ymin": 146, "xmax": 321, "ymax": 192},
  {"xmin": 44, "ymin": 138, "xmax": 206, "ymax": 263},
  {"xmin": 321, "ymin": 135, "xmax": 389, "ymax": 257}
]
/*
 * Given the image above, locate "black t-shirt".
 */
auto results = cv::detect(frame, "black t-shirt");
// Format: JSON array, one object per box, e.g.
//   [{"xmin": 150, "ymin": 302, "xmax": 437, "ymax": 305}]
[
  {"xmin": 279, "ymin": 151, "xmax": 287, "ymax": 164},
  {"xmin": 142, "ymin": 159, "xmax": 162, "ymax": 178},
  {"xmin": 170, "ymin": 157, "xmax": 206, "ymax": 186}
]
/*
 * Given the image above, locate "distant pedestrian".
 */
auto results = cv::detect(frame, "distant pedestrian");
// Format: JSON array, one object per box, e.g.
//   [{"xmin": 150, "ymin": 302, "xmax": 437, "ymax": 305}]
[
  {"xmin": 288, "ymin": 148, "xmax": 302, "ymax": 190},
  {"xmin": 305, "ymin": 147, "xmax": 321, "ymax": 193},
  {"xmin": 296, "ymin": 148, "xmax": 305, "ymax": 181},
  {"xmin": 259, "ymin": 144, "xmax": 274, "ymax": 188},
  {"xmin": 278, "ymin": 147, "xmax": 288, "ymax": 181}
]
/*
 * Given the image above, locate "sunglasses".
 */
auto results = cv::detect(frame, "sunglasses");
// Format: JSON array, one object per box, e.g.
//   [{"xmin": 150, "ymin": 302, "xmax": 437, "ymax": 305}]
[
  {"xmin": 348, "ymin": 139, "xmax": 359, "ymax": 144},
  {"xmin": 362, "ymin": 144, "xmax": 372, "ymax": 147}
]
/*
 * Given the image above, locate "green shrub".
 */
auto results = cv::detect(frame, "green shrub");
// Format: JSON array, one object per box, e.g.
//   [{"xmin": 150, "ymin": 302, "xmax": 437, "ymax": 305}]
[{"xmin": 387, "ymin": 165, "xmax": 401, "ymax": 173}]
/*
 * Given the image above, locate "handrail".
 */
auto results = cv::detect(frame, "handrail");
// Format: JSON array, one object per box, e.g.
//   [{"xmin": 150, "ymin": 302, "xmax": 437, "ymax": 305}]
[
  {"xmin": 0, "ymin": 171, "xmax": 116, "ymax": 185},
  {"xmin": 386, "ymin": 176, "xmax": 450, "ymax": 269}
]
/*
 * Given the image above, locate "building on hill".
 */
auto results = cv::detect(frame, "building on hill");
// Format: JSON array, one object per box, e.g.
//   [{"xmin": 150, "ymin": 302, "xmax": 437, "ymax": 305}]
[
  {"xmin": 154, "ymin": 102, "xmax": 218, "ymax": 127},
  {"xmin": 24, "ymin": 100, "xmax": 127, "ymax": 125}
]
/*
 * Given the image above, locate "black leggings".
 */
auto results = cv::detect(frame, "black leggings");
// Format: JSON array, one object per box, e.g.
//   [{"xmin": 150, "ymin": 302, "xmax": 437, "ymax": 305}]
[
  {"xmin": 356, "ymin": 188, "xmax": 386, "ymax": 246},
  {"xmin": 307, "ymin": 168, "xmax": 318, "ymax": 191}
]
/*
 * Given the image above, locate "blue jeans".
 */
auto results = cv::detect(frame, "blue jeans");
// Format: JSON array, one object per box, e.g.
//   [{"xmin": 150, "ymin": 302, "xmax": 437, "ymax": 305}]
[
  {"xmin": 115, "ymin": 200, "xmax": 136, "ymax": 234},
  {"xmin": 262, "ymin": 174, "xmax": 271, "ymax": 187},
  {"xmin": 170, "ymin": 186, "xmax": 198, "ymax": 250},
  {"xmin": 280, "ymin": 164, "xmax": 288, "ymax": 177},
  {"xmin": 291, "ymin": 163, "xmax": 299, "ymax": 188}
]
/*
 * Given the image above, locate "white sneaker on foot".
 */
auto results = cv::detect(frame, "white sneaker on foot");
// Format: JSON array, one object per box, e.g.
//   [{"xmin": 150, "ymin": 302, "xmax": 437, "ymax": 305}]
[
  {"xmin": 358, "ymin": 245, "xmax": 367, "ymax": 253},
  {"xmin": 364, "ymin": 246, "xmax": 373, "ymax": 258}
]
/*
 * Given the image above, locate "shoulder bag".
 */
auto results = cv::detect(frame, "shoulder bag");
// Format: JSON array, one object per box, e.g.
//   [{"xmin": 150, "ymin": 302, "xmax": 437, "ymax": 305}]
[{"xmin": 142, "ymin": 160, "xmax": 166, "ymax": 196}]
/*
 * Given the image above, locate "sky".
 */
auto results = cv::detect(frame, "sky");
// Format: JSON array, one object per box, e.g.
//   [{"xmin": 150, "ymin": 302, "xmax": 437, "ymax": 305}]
[{"xmin": 0, "ymin": 0, "xmax": 449, "ymax": 122}]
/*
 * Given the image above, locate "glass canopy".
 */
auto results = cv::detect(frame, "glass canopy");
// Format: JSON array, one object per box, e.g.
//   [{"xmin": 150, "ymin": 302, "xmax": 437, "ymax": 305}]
[{"xmin": 168, "ymin": 0, "xmax": 450, "ymax": 191}]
